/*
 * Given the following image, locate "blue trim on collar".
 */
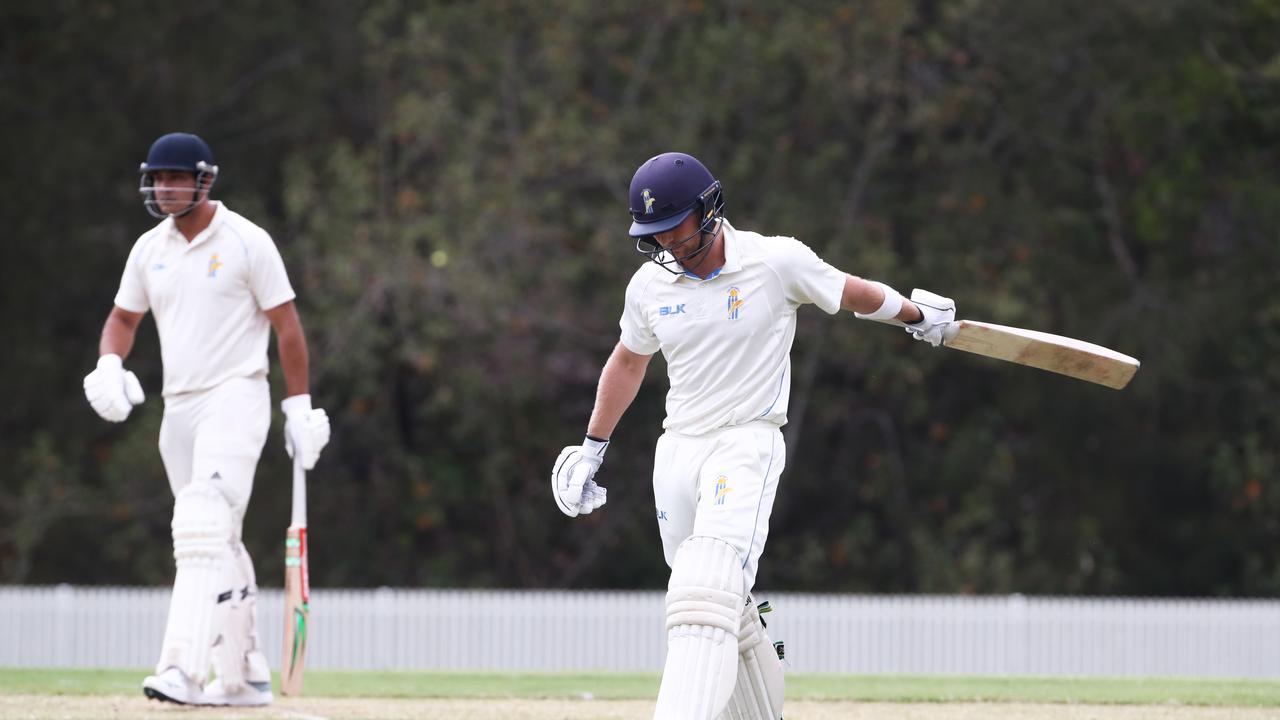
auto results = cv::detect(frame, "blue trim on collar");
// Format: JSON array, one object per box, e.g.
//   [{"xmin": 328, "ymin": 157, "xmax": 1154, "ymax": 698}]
[{"xmin": 684, "ymin": 267, "xmax": 722, "ymax": 280}]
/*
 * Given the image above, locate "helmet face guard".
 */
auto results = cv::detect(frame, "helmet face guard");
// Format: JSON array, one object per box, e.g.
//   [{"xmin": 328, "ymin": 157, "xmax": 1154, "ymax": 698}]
[
  {"xmin": 633, "ymin": 181, "xmax": 724, "ymax": 274},
  {"xmin": 139, "ymin": 161, "xmax": 218, "ymax": 219},
  {"xmin": 137, "ymin": 133, "xmax": 219, "ymax": 219},
  {"xmin": 627, "ymin": 152, "xmax": 726, "ymax": 275}
]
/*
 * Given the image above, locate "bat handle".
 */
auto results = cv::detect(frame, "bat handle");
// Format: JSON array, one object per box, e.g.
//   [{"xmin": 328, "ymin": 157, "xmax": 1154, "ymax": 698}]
[{"xmin": 291, "ymin": 456, "xmax": 307, "ymax": 528}]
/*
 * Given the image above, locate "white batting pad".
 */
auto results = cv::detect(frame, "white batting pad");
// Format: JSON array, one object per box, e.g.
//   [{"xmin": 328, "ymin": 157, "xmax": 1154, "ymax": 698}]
[
  {"xmin": 157, "ymin": 482, "xmax": 234, "ymax": 684},
  {"xmin": 654, "ymin": 536, "xmax": 745, "ymax": 720},
  {"xmin": 717, "ymin": 601, "xmax": 785, "ymax": 720},
  {"xmin": 211, "ymin": 542, "xmax": 262, "ymax": 692}
]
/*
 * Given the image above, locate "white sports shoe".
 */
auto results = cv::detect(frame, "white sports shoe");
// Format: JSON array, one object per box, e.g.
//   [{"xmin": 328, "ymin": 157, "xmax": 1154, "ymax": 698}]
[
  {"xmin": 142, "ymin": 667, "xmax": 205, "ymax": 705},
  {"xmin": 203, "ymin": 677, "xmax": 274, "ymax": 706}
]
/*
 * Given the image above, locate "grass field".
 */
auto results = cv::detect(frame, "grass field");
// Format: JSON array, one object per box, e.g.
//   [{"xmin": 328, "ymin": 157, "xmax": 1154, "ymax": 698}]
[{"xmin": 2, "ymin": 669, "xmax": 1279, "ymax": 719}]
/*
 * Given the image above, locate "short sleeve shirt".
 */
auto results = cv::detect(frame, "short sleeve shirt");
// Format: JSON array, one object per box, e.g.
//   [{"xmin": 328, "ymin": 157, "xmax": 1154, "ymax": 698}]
[
  {"xmin": 619, "ymin": 220, "xmax": 846, "ymax": 435},
  {"xmin": 115, "ymin": 202, "xmax": 296, "ymax": 397}
]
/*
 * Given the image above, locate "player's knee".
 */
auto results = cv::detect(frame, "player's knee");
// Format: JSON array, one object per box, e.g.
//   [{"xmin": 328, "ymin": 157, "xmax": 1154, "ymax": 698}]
[
  {"xmin": 666, "ymin": 535, "xmax": 745, "ymax": 633},
  {"xmin": 172, "ymin": 481, "xmax": 233, "ymax": 561}
]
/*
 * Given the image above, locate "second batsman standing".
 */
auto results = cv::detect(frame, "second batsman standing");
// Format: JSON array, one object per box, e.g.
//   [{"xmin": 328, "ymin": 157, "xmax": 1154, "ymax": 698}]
[
  {"xmin": 83, "ymin": 132, "xmax": 331, "ymax": 706},
  {"xmin": 551, "ymin": 152, "xmax": 957, "ymax": 719}
]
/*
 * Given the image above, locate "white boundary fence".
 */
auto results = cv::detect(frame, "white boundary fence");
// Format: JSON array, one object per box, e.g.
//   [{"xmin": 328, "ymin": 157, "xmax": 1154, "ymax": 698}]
[{"xmin": 2, "ymin": 586, "xmax": 1278, "ymax": 677}]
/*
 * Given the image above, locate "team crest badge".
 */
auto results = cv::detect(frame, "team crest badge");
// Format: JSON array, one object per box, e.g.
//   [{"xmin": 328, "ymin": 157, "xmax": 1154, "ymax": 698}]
[
  {"xmin": 727, "ymin": 287, "xmax": 744, "ymax": 320},
  {"xmin": 207, "ymin": 253, "xmax": 224, "ymax": 278},
  {"xmin": 714, "ymin": 476, "xmax": 732, "ymax": 506},
  {"xmin": 641, "ymin": 188, "xmax": 656, "ymax": 215}
]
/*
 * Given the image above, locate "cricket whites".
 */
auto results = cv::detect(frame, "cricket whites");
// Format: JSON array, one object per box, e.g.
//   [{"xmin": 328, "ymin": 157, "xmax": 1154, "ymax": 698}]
[{"xmin": 281, "ymin": 457, "xmax": 309, "ymax": 695}]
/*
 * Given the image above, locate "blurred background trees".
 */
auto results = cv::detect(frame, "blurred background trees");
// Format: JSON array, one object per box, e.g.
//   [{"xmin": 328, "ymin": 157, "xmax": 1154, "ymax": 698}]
[{"xmin": 3, "ymin": 0, "xmax": 1277, "ymax": 595}]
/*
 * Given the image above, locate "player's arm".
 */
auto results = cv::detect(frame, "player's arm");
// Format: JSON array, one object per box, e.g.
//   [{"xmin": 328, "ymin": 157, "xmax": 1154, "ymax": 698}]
[
  {"xmin": 551, "ymin": 341, "xmax": 653, "ymax": 518},
  {"xmin": 841, "ymin": 274, "xmax": 957, "ymax": 347},
  {"xmin": 99, "ymin": 305, "xmax": 145, "ymax": 358},
  {"xmin": 265, "ymin": 301, "xmax": 310, "ymax": 398},
  {"xmin": 840, "ymin": 275, "xmax": 923, "ymax": 323},
  {"xmin": 587, "ymin": 341, "xmax": 653, "ymax": 440},
  {"xmin": 265, "ymin": 301, "xmax": 330, "ymax": 469}
]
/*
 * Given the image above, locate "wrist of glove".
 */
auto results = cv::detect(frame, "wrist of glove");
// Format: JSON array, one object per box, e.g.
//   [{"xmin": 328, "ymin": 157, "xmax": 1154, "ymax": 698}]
[
  {"xmin": 904, "ymin": 288, "xmax": 957, "ymax": 347},
  {"xmin": 282, "ymin": 394, "xmax": 331, "ymax": 470},
  {"xmin": 551, "ymin": 436, "xmax": 609, "ymax": 517},
  {"xmin": 83, "ymin": 354, "xmax": 145, "ymax": 422}
]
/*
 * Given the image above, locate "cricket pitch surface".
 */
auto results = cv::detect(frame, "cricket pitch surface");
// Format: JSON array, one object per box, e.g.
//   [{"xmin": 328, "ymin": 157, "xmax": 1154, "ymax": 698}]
[{"xmin": 0, "ymin": 696, "xmax": 1274, "ymax": 720}]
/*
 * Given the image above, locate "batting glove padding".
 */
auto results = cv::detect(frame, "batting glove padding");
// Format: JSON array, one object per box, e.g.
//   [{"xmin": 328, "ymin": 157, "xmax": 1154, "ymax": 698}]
[
  {"xmin": 83, "ymin": 353, "xmax": 145, "ymax": 422},
  {"xmin": 282, "ymin": 394, "xmax": 330, "ymax": 470},
  {"xmin": 552, "ymin": 437, "xmax": 608, "ymax": 517},
  {"xmin": 905, "ymin": 288, "xmax": 957, "ymax": 347}
]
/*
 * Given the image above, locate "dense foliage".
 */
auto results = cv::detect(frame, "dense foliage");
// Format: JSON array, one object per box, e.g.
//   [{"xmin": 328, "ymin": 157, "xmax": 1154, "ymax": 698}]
[{"xmin": 3, "ymin": 0, "xmax": 1277, "ymax": 595}]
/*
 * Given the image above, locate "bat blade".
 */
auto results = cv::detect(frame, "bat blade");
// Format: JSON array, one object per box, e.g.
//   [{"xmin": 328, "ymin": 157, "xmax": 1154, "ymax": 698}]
[
  {"xmin": 943, "ymin": 319, "xmax": 1140, "ymax": 389},
  {"xmin": 281, "ymin": 458, "xmax": 309, "ymax": 696},
  {"xmin": 281, "ymin": 525, "xmax": 308, "ymax": 695}
]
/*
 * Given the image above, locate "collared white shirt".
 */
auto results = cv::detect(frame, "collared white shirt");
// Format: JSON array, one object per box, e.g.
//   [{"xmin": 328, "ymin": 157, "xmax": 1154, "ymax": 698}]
[
  {"xmin": 619, "ymin": 220, "xmax": 846, "ymax": 436},
  {"xmin": 114, "ymin": 202, "xmax": 296, "ymax": 397}
]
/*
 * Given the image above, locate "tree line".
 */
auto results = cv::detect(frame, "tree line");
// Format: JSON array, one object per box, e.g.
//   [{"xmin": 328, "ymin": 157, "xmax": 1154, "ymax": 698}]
[{"xmin": 2, "ymin": 0, "xmax": 1277, "ymax": 595}]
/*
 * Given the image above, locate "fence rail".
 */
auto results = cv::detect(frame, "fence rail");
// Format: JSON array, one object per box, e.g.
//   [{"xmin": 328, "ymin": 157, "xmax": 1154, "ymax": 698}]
[{"xmin": 2, "ymin": 586, "xmax": 1277, "ymax": 677}]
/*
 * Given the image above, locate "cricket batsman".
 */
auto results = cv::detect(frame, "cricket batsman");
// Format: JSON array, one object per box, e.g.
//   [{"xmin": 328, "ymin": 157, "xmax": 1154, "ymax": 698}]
[
  {"xmin": 82, "ymin": 132, "xmax": 331, "ymax": 706},
  {"xmin": 551, "ymin": 152, "xmax": 956, "ymax": 719}
]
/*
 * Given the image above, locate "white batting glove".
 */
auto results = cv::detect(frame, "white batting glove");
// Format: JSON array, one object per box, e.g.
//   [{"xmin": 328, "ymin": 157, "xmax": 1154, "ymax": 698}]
[
  {"xmin": 282, "ymin": 394, "xmax": 330, "ymax": 470},
  {"xmin": 905, "ymin": 288, "xmax": 957, "ymax": 347},
  {"xmin": 83, "ymin": 354, "xmax": 145, "ymax": 422},
  {"xmin": 552, "ymin": 437, "xmax": 609, "ymax": 517}
]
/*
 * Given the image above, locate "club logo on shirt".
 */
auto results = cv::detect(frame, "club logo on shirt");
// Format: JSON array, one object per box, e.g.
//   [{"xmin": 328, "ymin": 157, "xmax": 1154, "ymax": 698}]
[
  {"xmin": 150, "ymin": 262, "xmax": 167, "ymax": 272},
  {"xmin": 727, "ymin": 287, "xmax": 744, "ymax": 320},
  {"xmin": 207, "ymin": 253, "xmax": 224, "ymax": 278},
  {"xmin": 659, "ymin": 304, "xmax": 686, "ymax": 317},
  {"xmin": 641, "ymin": 188, "xmax": 656, "ymax": 214},
  {"xmin": 714, "ymin": 475, "xmax": 732, "ymax": 506}
]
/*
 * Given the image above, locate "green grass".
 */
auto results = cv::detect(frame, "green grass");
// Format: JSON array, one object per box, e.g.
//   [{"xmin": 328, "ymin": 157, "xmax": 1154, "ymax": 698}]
[{"xmin": 2, "ymin": 668, "xmax": 1279, "ymax": 707}]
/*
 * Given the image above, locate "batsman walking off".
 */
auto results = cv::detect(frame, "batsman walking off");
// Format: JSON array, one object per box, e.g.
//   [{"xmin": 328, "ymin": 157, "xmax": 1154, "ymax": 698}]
[
  {"xmin": 82, "ymin": 132, "xmax": 331, "ymax": 706},
  {"xmin": 551, "ymin": 152, "xmax": 957, "ymax": 719}
]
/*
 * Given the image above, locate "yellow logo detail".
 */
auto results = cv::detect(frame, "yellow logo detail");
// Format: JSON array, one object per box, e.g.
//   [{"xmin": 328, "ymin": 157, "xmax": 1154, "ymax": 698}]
[
  {"xmin": 207, "ymin": 253, "xmax": 224, "ymax": 278},
  {"xmin": 714, "ymin": 475, "xmax": 732, "ymax": 506},
  {"xmin": 727, "ymin": 287, "xmax": 744, "ymax": 320},
  {"xmin": 642, "ymin": 188, "xmax": 656, "ymax": 214}
]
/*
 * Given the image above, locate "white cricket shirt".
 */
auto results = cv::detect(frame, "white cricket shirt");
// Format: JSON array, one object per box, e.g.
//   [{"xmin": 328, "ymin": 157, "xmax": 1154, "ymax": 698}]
[
  {"xmin": 619, "ymin": 220, "xmax": 846, "ymax": 436},
  {"xmin": 114, "ymin": 202, "xmax": 296, "ymax": 397}
]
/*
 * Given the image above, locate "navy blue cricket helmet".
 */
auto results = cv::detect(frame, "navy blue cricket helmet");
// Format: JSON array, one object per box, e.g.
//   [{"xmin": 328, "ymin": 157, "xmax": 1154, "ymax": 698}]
[
  {"xmin": 138, "ymin": 132, "xmax": 219, "ymax": 219},
  {"xmin": 627, "ymin": 152, "xmax": 725, "ymax": 273}
]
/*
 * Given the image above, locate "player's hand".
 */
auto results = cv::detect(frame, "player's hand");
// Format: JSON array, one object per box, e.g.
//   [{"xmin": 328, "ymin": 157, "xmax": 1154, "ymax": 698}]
[
  {"xmin": 552, "ymin": 437, "xmax": 609, "ymax": 517},
  {"xmin": 282, "ymin": 394, "xmax": 330, "ymax": 470},
  {"xmin": 83, "ymin": 354, "xmax": 145, "ymax": 422},
  {"xmin": 905, "ymin": 288, "xmax": 956, "ymax": 347}
]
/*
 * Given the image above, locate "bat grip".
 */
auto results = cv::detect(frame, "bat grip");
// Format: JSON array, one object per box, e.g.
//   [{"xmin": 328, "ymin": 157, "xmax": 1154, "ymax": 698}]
[{"xmin": 291, "ymin": 456, "xmax": 307, "ymax": 528}]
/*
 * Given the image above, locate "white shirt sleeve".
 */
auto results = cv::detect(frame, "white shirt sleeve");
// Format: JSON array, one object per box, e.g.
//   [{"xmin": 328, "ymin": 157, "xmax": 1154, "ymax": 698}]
[
  {"xmin": 249, "ymin": 232, "xmax": 297, "ymax": 311},
  {"xmin": 619, "ymin": 270, "xmax": 660, "ymax": 356},
  {"xmin": 775, "ymin": 237, "xmax": 846, "ymax": 315},
  {"xmin": 113, "ymin": 237, "xmax": 150, "ymax": 313}
]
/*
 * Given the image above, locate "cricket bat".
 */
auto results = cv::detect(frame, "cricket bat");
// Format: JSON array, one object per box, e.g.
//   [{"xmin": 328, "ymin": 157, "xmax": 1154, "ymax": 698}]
[
  {"xmin": 281, "ymin": 456, "xmax": 309, "ymax": 696},
  {"xmin": 940, "ymin": 319, "xmax": 1140, "ymax": 389}
]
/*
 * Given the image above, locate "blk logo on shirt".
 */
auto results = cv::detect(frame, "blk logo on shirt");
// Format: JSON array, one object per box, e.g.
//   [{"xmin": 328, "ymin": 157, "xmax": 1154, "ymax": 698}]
[{"xmin": 659, "ymin": 304, "xmax": 686, "ymax": 316}]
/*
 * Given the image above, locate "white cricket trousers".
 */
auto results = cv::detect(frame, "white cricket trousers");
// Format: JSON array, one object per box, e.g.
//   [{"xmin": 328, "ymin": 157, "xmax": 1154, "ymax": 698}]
[
  {"xmin": 652, "ymin": 422, "xmax": 786, "ymax": 593},
  {"xmin": 158, "ymin": 376, "xmax": 271, "ymax": 531},
  {"xmin": 155, "ymin": 376, "xmax": 270, "ymax": 678}
]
